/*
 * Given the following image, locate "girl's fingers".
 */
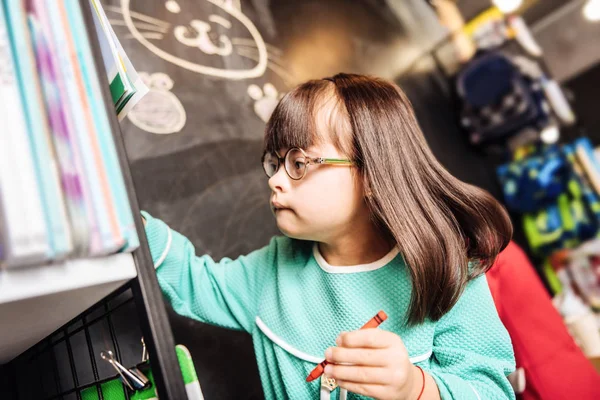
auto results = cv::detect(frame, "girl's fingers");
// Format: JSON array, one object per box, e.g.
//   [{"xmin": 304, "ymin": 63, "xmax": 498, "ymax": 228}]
[
  {"xmin": 336, "ymin": 329, "xmax": 399, "ymax": 349},
  {"xmin": 335, "ymin": 380, "xmax": 389, "ymax": 399},
  {"xmin": 324, "ymin": 364, "xmax": 393, "ymax": 385},
  {"xmin": 325, "ymin": 347, "xmax": 389, "ymax": 367}
]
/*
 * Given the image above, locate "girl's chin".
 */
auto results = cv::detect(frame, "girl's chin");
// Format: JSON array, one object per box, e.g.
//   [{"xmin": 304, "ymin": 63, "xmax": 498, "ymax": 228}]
[
  {"xmin": 275, "ymin": 217, "xmax": 305, "ymax": 239},
  {"xmin": 276, "ymin": 222, "xmax": 296, "ymax": 237}
]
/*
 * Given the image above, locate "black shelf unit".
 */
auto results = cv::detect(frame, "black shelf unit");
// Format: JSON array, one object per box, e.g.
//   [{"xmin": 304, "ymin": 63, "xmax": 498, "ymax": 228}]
[{"xmin": 0, "ymin": 1, "xmax": 187, "ymax": 398}]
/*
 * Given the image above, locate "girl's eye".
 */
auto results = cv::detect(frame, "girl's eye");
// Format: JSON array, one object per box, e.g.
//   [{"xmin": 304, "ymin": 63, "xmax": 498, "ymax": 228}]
[
  {"xmin": 294, "ymin": 160, "xmax": 306, "ymax": 170},
  {"xmin": 285, "ymin": 149, "xmax": 307, "ymax": 178}
]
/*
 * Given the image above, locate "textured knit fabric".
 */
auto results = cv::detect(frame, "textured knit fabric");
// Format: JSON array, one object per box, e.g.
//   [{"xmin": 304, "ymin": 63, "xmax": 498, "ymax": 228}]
[{"xmin": 142, "ymin": 212, "xmax": 516, "ymax": 399}]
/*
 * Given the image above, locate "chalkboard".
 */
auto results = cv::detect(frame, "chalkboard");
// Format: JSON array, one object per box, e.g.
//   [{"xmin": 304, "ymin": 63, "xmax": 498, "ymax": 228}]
[
  {"xmin": 102, "ymin": 1, "xmax": 447, "ymax": 398},
  {"xmin": 104, "ymin": 0, "xmax": 434, "ymax": 259}
]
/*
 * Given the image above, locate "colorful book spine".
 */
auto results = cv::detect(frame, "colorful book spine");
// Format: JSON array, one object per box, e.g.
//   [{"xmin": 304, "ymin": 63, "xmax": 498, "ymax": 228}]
[
  {"xmin": 27, "ymin": 0, "xmax": 91, "ymax": 256},
  {"xmin": 3, "ymin": 0, "xmax": 73, "ymax": 260},
  {"xmin": 46, "ymin": 0, "xmax": 125, "ymax": 255},
  {"xmin": 0, "ymin": 1, "xmax": 50, "ymax": 267},
  {"xmin": 65, "ymin": 0, "xmax": 139, "ymax": 252},
  {"xmin": 32, "ymin": 0, "xmax": 102, "ymax": 256}
]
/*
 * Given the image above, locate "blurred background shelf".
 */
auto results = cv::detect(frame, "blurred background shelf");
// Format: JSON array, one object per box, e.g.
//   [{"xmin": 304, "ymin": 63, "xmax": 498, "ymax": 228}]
[{"xmin": 0, "ymin": 253, "xmax": 136, "ymax": 364}]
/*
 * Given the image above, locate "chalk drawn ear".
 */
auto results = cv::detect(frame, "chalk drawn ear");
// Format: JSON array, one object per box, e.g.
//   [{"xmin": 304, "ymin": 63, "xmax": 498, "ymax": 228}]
[
  {"xmin": 165, "ymin": 0, "xmax": 181, "ymax": 13},
  {"xmin": 150, "ymin": 73, "xmax": 174, "ymax": 91}
]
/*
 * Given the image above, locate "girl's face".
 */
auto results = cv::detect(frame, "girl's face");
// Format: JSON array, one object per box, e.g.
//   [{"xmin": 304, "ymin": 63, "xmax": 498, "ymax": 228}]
[{"xmin": 268, "ymin": 140, "xmax": 368, "ymax": 243}]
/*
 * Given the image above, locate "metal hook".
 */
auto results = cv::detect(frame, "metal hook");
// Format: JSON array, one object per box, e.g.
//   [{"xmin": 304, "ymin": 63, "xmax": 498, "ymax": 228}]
[
  {"xmin": 141, "ymin": 337, "xmax": 148, "ymax": 363},
  {"xmin": 101, "ymin": 350, "xmax": 134, "ymax": 391},
  {"xmin": 100, "ymin": 350, "xmax": 150, "ymax": 391}
]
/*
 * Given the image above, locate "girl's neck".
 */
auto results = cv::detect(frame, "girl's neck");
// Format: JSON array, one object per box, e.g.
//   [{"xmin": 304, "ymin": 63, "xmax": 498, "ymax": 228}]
[{"xmin": 318, "ymin": 225, "xmax": 394, "ymax": 267}]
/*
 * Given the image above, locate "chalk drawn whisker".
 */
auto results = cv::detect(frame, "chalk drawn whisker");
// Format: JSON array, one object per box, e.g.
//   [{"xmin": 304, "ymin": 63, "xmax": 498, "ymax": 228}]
[
  {"xmin": 105, "ymin": 4, "xmax": 170, "ymax": 29},
  {"xmin": 232, "ymin": 38, "xmax": 282, "ymax": 56},
  {"xmin": 126, "ymin": 32, "xmax": 164, "ymax": 40}
]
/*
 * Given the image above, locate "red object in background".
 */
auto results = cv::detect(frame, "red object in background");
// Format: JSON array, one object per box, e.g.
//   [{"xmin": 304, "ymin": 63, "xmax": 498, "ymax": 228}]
[
  {"xmin": 486, "ymin": 241, "xmax": 600, "ymax": 399},
  {"xmin": 590, "ymin": 255, "xmax": 600, "ymax": 283}
]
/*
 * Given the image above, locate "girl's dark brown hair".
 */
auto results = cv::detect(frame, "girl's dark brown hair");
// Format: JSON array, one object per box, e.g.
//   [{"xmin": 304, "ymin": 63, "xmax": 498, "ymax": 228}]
[{"xmin": 264, "ymin": 73, "xmax": 512, "ymax": 324}]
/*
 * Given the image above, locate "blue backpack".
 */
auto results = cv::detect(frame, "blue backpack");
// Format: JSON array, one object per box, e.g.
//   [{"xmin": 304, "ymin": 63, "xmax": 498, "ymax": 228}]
[{"xmin": 457, "ymin": 51, "xmax": 550, "ymax": 146}]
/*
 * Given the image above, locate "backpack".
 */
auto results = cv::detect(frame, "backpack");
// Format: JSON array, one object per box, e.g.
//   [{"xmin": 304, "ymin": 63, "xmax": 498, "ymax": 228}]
[{"xmin": 457, "ymin": 51, "xmax": 550, "ymax": 146}]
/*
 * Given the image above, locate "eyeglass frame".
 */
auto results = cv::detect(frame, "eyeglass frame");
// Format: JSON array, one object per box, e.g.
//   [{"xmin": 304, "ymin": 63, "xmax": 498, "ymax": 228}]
[{"xmin": 261, "ymin": 147, "xmax": 354, "ymax": 181}]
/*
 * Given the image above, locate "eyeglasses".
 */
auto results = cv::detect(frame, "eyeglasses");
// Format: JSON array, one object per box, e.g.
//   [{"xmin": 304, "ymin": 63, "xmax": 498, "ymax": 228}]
[{"xmin": 262, "ymin": 147, "xmax": 354, "ymax": 180}]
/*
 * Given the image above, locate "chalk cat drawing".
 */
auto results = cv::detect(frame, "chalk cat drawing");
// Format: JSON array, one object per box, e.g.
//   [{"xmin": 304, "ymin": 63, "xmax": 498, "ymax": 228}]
[{"xmin": 106, "ymin": 1, "xmax": 293, "ymax": 84}]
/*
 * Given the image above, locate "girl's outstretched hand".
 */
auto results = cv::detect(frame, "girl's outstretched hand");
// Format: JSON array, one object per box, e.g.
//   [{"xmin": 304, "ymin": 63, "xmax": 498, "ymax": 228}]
[{"xmin": 324, "ymin": 329, "xmax": 430, "ymax": 400}]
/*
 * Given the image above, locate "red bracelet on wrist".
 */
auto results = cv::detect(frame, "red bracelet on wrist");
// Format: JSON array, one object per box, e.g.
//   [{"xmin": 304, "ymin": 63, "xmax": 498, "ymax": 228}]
[{"xmin": 415, "ymin": 366, "xmax": 425, "ymax": 400}]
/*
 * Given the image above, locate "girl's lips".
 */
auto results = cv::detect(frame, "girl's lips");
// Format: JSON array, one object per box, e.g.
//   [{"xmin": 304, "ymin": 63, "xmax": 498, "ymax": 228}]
[{"xmin": 271, "ymin": 201, "xmax": 290, "ymax": 211}]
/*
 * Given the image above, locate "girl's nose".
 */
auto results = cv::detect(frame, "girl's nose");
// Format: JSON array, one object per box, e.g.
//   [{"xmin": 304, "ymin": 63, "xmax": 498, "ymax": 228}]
[{"xmin": 268, "ymin": 167, "xmax": 290, "ymax": 193}]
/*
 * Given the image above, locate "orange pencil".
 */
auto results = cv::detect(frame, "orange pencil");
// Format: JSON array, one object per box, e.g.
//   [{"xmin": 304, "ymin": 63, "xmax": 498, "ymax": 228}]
[{"xmin": 306, "ymin": 310, "xmax": 388, "ymax": 382}]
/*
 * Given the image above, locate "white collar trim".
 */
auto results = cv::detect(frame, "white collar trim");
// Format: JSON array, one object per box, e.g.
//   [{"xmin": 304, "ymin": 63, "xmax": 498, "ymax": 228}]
[
  {"xmin": 312, "ymin": 243, "xmax": 399, "ymax": 274},
  {"xmin": 255, "ymin": 316, "xmax": 432, "ymax": 365}
]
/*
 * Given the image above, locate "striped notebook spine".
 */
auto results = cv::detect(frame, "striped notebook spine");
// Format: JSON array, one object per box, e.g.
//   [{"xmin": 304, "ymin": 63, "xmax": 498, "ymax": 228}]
[
  {"xmin": 27, "ymin": 1, "xmax": 91, "ymax": 256},
  {"xmin": 66, "ymin": 0, "xmax": 139, "ymax": 252},
  {"xmin": 46, "ymin": 0, "xmax": 124, "ymax": 255}
]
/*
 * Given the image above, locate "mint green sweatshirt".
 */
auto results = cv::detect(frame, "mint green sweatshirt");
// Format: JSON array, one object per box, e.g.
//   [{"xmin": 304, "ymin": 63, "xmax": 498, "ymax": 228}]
[{"xmin": 142, "ymin": 212, "xmax": 516, "ymax": 400}]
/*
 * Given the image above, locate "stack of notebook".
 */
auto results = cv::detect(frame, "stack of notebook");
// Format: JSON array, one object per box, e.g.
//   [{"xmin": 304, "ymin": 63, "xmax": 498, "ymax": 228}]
[
  {"xmin": 90, "ymin": 0, "xmax": 147, "ymax": 120},
  {"xmin": 0, "ymin": 0, "xmax": 146, "ymax": 268}
]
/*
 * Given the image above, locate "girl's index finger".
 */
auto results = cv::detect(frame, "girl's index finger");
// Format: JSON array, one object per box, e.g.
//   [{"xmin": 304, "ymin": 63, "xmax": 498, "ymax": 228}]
[{"xmin": 336, "ymin": 328, "xmax": 396, "ymax": 349}]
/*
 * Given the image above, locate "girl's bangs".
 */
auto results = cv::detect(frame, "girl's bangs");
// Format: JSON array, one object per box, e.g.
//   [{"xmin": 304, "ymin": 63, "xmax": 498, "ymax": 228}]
[{"xmin": 263, "ymin": 80, "xmax": 332, "ymax": 154}]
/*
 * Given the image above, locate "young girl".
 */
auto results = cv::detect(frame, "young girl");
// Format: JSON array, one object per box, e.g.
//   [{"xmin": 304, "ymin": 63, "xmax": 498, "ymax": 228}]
[{"xmin": 142, "ymin": 74, "xmax": 515, "ymax": 400}]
